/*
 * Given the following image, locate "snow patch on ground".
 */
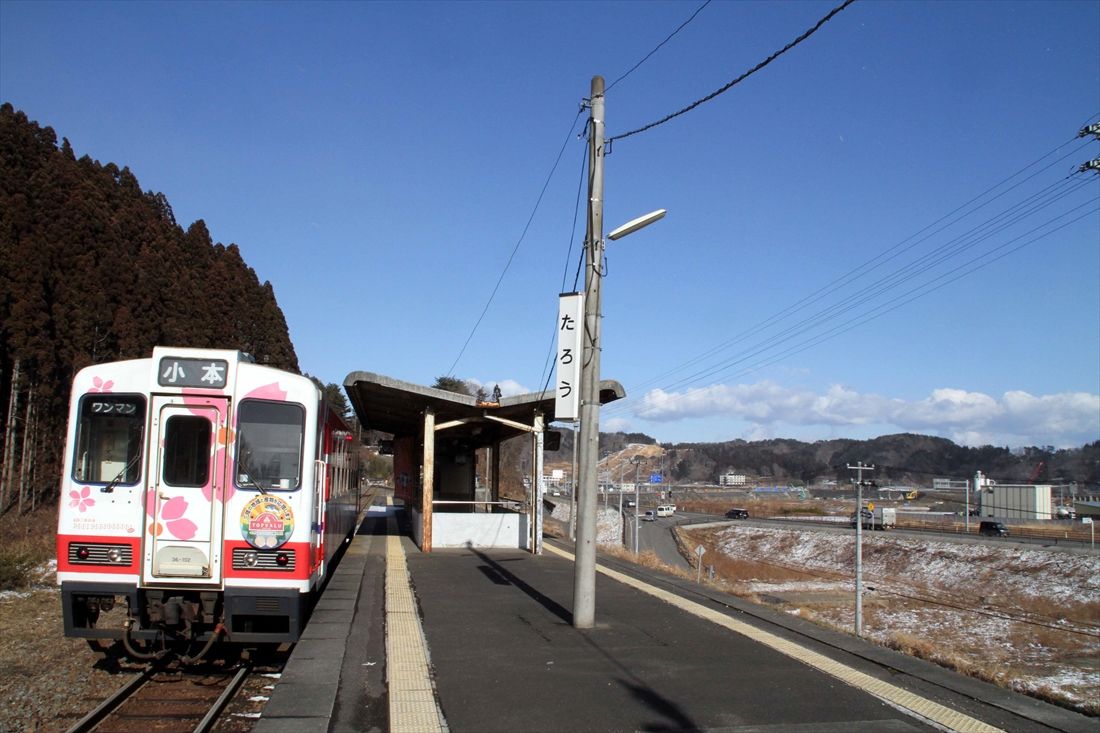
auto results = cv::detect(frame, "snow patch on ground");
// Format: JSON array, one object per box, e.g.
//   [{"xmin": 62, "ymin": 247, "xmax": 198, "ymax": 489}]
[
  {"xmin": 699, "ymin": 524, "xmax": 1100, "ymax": 714},
  {"xmin": 550, "ymin": 503, "xmax": 622, "ymax": 546},
  {"xmin": 713, "ymin": 526, "xmax": 1099, "ymax": 604}
]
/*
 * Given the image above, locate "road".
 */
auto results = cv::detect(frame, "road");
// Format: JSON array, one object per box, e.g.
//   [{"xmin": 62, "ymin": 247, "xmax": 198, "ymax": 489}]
[{"xmin": 673, "ymin": 511, "xmax": 1096, "ymax": 553}]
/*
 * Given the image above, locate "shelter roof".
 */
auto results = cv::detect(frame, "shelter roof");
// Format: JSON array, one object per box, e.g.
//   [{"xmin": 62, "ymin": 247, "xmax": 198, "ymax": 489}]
[{"xmin": 343, "ymin": 371, "xmax": 625, "ymax": 446}]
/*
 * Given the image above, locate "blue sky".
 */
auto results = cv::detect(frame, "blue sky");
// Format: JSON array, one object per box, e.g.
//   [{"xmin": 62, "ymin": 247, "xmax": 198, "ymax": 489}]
[{"xmin": 2, "ymin": 0, "xmax": 1098, "ymax": 448}]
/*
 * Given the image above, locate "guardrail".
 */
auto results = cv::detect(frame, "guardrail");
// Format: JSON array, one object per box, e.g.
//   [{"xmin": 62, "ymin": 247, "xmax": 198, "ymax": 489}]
[
  {"xmin": 695, "ymin": 511, "xmax": 1095, "ymax": 547},
  {"xmin": 893, "ymin": 517, "xmax": 1094, "ymax": 545}
]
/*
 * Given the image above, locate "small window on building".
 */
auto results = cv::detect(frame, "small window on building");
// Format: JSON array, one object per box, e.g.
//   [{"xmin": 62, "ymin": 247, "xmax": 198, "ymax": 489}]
[
  {"xmin": 73, "ymin": 395, "xmax": 146, "ymax": 484},
  {"xmin": 236, "ymin": 400, "xmax": 305, "ymax": 490},
  {"xmin": 163, "ymin": 416, "xmax": 211, "ymax": 487}
]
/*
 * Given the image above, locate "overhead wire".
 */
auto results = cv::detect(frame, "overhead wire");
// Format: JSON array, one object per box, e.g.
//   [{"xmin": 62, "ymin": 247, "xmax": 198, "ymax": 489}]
[
  {"xmin": 528, "ymin": 0, "xmax": 722, "ymax": 402},
  {"xmin": 605, "ymin": 0, "xmax": 713, "ymax": 94},
  {"xmin": 535, "ymin": 141, "xmax": 591, "ymax": 402},
  {"xmin": 622, "ymin": 200, "xmax": 1097, "ymax": 406},
  {"xmin": 445, "ymin": 108, "xmax": 584, "ymax": 378},
  {"xmin": 604, "ymin": 135, "xmax": 1098, "ymax": 417},
  {"xmin": 664, "ymin": 180, "xmax": 1096, "ymax": 391},
  {"xmin": 606, "ymin": 136, "xmax": 1095, "ymax": 411},
  {"xmin": 609, "ymin": 0, "xmax": 858, "ymax": 144}
]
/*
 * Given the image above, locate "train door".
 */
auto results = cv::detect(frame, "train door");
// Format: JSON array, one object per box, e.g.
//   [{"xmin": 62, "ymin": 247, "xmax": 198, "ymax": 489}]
[
  {"xmin": 142, "ymin": 395, "xmax": 228, "ymax": 585},
  {"xmin": 311, "ymin": 439, "xmax": 328, "ymax": 577}
]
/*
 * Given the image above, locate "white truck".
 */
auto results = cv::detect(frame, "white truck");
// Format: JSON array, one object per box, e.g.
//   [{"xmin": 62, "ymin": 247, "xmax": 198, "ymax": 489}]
[{"xmin": 850, "ymin": 506, "xmax": 896, "ymax": 530}]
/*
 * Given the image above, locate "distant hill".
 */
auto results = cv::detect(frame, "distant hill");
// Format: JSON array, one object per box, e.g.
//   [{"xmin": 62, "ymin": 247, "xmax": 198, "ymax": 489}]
[
  {"xmin": 541, "ymin": 430, "xmax": 1099, "ymax": 489},
  {"xmin": 0, "ymin": 104, "xmax": 298, "ymax": 513}
]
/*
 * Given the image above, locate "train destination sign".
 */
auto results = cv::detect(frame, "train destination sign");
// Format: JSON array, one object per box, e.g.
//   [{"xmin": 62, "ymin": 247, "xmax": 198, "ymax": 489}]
[{"xmin": 158, "ymin": 357, "xmax": 229, "ymax": 388}]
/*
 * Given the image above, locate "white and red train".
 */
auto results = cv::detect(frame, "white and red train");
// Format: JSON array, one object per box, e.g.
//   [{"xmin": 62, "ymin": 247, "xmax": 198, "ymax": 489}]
[{"xmin": 56, "ymin": 346, "xmax": 360, "ymax": 653}]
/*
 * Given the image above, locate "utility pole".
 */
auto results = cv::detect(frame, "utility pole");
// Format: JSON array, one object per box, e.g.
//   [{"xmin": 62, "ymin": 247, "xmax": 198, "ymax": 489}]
[
  {"xmin": 972, "ymin": 470, "xmax": 983, "ymax": 528},
  {"xmin": 618, "ymin": 481, "xmax": 624, "ymax": 545},
  {"xmin": 569, "ymin": 420, "xmax": 578, "ymax": 541},
  {"xmin": 572, "ymin": 75, "xmax": 605, "ymax": 629},
  {"xmin": 847, "ymin": 462, "xmax": 874, "ymax": 637},
  {"xmin": 1077, "ymin": 122, "xmax": 1100, "ymax": 174},
  {"xmin": 632, "ymin": 456, "xmax": 647, "ymax": 554}
]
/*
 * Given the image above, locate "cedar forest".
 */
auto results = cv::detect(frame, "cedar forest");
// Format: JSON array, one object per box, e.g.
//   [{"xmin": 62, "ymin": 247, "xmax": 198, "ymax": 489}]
[{"xmin": 0, "ymin": 104, "xmax": 298, "ymax": 514}]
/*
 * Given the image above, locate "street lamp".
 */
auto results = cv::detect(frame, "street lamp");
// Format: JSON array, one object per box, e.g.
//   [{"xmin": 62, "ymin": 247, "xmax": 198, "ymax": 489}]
[
  {"xmin": 631, "ymin": 455, "xmax": 647, "ymax": 554},
  {"xmin": 608, "ymin": 209, "xmax": 666, "ymax": 241}
]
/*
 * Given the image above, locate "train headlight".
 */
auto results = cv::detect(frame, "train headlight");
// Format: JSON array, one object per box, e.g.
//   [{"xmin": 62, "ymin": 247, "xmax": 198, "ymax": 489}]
[
  {"xmin": 242, "ymin": 551, "xmax": 258, "ymax": 567},
  {"xmin": 275, "ymin": 552, "xmax": 290, "ymax": 567},
  {"xmin": 76, "ymin": 546, "xmax": 90, "ymax": 560},
  {"xmin": 107, "ymin": 548, "xmax": 121, "ymax": 563}
]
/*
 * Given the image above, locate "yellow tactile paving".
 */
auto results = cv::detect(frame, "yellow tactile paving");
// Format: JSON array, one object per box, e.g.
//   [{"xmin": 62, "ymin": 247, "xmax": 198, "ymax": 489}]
[
  {"xmin": 545, "ymin": 544, "xmax": 1003, "ymax": 733},
  {"xmin": 385, "ymin": 498, "xmax": 448, "ymax": 733}
]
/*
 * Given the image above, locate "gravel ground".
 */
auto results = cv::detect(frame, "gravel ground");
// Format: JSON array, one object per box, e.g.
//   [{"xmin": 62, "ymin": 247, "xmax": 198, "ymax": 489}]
[
  {"xmin": 0, "ymin": 578, "xmax": 275, "ymax": 733},
  {"xmin": 0, "ymin": 585, "xmax": 143, "ymax": 733}
]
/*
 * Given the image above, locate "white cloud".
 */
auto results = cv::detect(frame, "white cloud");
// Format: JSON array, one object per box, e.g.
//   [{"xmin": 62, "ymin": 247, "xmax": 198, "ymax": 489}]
[
  {"xmin": 602, "ymin": 417, "xmax": 634, "ymax": 433},
  {"xmin": 636, "ymin": 381, "xmax": 1099, "ymax": 448},
  {"xmin": 465, "ymin": 377, "xmax": 532, "ymax": 398},
  {"xmin": 901, "ymin": 388, "xmax": 1003, "ymax": 428}
]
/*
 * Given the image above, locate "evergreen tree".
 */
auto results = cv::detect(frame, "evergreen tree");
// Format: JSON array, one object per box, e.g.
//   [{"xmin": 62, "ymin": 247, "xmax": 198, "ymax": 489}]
[
  {"xmin": 0, "ymin": 104, "xmax": 300, "ymax": 514},
  {"xmin": 431, "ymin": 376, "xmax": 471, "ymax": 396}
]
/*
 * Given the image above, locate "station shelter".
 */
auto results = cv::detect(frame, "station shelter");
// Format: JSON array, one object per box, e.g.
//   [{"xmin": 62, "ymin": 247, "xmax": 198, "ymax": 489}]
[{"xmin": 343, "ymin": 372, "xmax": 624, "ymax": 553}]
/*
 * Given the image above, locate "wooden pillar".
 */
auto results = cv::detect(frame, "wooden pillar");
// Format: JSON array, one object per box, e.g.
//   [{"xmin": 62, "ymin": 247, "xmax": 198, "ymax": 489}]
[
  {"xmin": 422, "ymin": 408, "xmax": 435, "ymax": 553},
  {"xmin": 491, "ymin": 440, "xmax": 501, "ymax": 504},
  {"xmin": 531, "ymin": 411, "xmax": 544, "ymax": 554}
]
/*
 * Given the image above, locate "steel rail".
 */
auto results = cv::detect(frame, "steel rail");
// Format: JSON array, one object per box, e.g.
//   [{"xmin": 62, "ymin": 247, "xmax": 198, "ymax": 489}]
[
  {"xmin": 64, "ymin": 665, "xmax": 157, "ymax": 733},
  {"xmin": 192, "ymin": 662, "xmax": 252, "ymax": 733}
]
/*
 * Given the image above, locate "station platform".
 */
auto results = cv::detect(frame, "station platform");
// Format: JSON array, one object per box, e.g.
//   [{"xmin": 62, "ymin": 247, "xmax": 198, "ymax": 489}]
[{"xmin": 253, "ymin": 497, "xmax": 1096, "ymax": 733}]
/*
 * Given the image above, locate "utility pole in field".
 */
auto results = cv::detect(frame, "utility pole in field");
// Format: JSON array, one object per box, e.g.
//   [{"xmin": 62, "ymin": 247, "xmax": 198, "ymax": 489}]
[{"xmin": 847, "ymin": 461, "xmax": 874, "ymax": 637}]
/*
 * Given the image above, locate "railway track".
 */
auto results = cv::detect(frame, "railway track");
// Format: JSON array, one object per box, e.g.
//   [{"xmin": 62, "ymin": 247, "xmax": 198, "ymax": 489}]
[{"xmin": 65, "ymin": 659, "xmax": 256, "ymax": 733}]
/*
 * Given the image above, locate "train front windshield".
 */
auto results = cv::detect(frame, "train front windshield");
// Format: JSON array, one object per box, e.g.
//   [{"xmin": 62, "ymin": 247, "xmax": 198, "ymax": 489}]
[
  {"xmin": 72, "ymin": 395, "xmax": 146, "ymax": 485},
  {"xmin": 236, "ymin": 400, "xmax": 304, "ymax": 490}
]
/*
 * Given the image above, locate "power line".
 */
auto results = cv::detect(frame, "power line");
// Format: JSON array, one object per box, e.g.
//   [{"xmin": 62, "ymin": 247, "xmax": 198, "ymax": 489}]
[
  {"xmin": 667, "ymin": 202, "xmax": 1097, "ymax": 396},
  {"xmin": 605, "ymin": 0, "xmax": 713, "ymax": 94},
  {"xmin": 606, "ymin": 137, "xmax": 1094, "ymax": 411},
  {"xmin": 609, "ymin": 0, "xmax": 858, "ymax": 144},
  {"xmin": 561, "ymin": 141, "xmax": 591, "ymax": 293},
  {"xmin": 604, "ymin": 137, "xmax": 1097, "ymax": 417},
  {"xmin": 445, "ymin": 109, "xmax": 584, "ymax": 377},
  {"xmin": 670, "ymin": 183, "xmax": 1090, "ymax": 390},
  {"xmin": 535, "ymin": 142, "xmax": 591, "ymax": 402},
  {"xmin": 607, "ymin": 197, "xmax": 1096, "ymax": 417}
]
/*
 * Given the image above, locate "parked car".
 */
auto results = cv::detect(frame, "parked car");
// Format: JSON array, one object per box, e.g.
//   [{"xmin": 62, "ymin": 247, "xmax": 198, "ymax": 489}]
[
  {"xmin": 979, "ymin": 520, "xmax": 1009, "ymax": 537},
  {"xmin": 642, "ymin": 510, "xmax": 657, "ymax": 522},
  {"xmin": 725, "ymin": 508, "xmax": 749, "ymax": 519}
]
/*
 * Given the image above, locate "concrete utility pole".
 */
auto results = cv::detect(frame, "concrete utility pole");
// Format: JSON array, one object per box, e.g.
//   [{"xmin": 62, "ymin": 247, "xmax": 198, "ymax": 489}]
[
  {"xmin": 569, "ymin": 420, "xmax": 578, "ymax": 541},
  {"xmin": 572, "ymin": 76, "xmax": 606, "ymax": 629},
  {"xmin": 847, "ymin": 462, "xmax": 874, "ymax": 637},
  {"xmin": 632, "ymin": 455, "xmax": 647, "ymax": 554}
]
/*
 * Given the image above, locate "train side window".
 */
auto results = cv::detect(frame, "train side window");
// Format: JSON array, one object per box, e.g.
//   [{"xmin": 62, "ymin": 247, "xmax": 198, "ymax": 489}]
[
  {"xmin": 73, "ymin": 395, "xmax": 146, "ymax": 485},
  {"xmin": 236, "ymin": 400, "xmax": 304, "ymax": 491},
  {"xmin": 162, "ymin": 416, "xmax": 211, "ymax": 487}
]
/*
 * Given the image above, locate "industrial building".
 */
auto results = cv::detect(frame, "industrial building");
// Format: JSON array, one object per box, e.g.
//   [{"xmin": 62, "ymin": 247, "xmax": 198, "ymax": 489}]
[{"xmin": 979, "ymin": 483, "xmax": 1052, "ymax": 520}]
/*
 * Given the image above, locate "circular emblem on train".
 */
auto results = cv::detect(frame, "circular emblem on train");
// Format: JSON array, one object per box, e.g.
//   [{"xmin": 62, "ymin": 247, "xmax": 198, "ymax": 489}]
[{"xmin": 240, "ymin": 496, "xmax": 294, "ymax": 549}]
